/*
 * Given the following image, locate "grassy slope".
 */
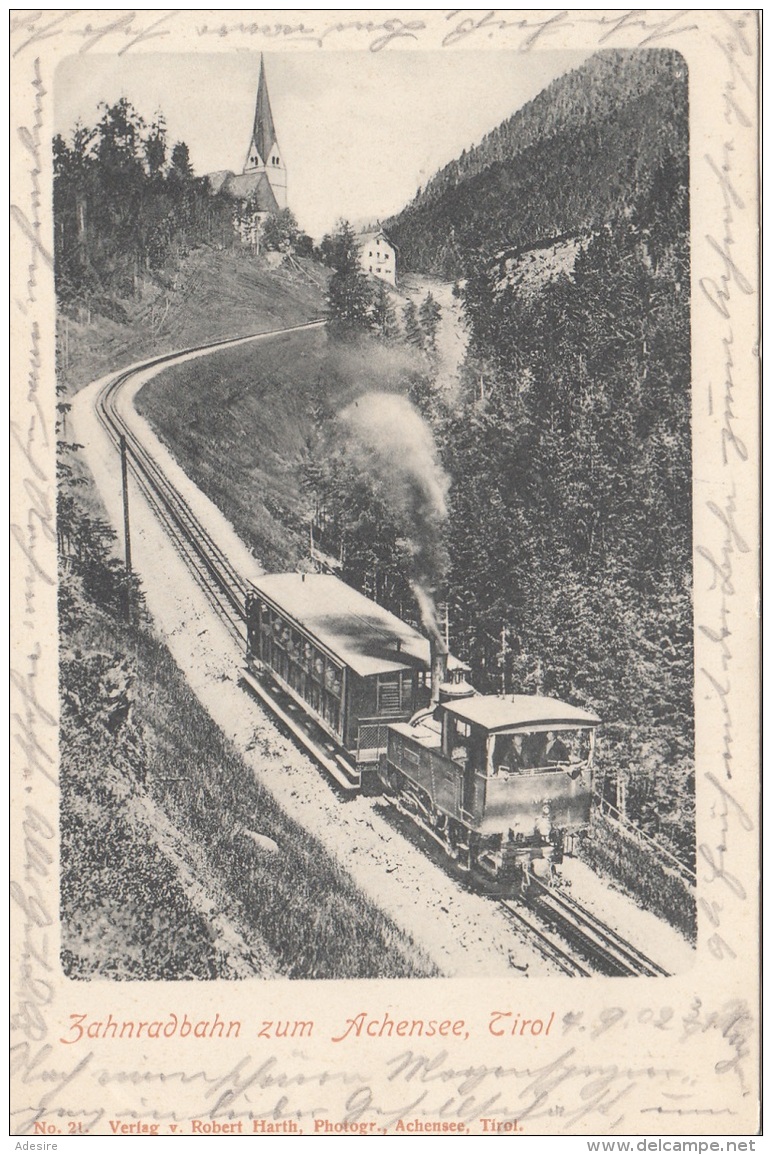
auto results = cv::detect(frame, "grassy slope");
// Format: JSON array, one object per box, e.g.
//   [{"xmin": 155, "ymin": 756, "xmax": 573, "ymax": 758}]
[
  {"xmin": 60, "ymin": 247, "xmax": 327, "ymax": 396},
  {"xmin": 136, "ymin": 329, "xmax": 326, "ymax": 571},
  {"xmin": 61, "ymin": 571, "xmax": 438, "ymax": 979},
  {"xmin": 136, "ymin": 333, "xmax": 415, "ymax": 571},
  {"xmin": 60, "ymin": 248, "xmax": 438, "ymax": 979}
]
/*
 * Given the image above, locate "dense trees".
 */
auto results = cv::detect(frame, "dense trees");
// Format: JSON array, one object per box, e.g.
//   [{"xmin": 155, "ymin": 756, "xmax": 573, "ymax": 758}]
[
  {"xmin": 438, "ymin": 192, "xmax": 693, "ymax": 861},
  {"xmin": 387, "ymin": 50, "xmax": 688, "ymax": 279},
  {"xmin": 54, "ymin": 98, "xmax": 236, "ymax": 314},
  {"xmin": 55, "ymin": 60, "xmax": 694, "ymax": 871},
  {"xmin": 322, "ymin": 53, "xmax": 693, "ymax": 864}
]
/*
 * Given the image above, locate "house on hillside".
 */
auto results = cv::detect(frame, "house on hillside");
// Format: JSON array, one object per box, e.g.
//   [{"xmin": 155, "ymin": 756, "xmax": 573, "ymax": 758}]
[
  {"xmin": 358, "ymin": 228, "xmax": 398, "ymax": 287},
  {"xmin": 206, "ymin": 55, "xmax": 287, "ymax": 250}
]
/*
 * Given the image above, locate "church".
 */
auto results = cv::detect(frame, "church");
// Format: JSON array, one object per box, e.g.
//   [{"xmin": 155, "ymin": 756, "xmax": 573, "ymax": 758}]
[{"xmin": 206, "ymin": 56, "xmax": 287, "ymax": 248}]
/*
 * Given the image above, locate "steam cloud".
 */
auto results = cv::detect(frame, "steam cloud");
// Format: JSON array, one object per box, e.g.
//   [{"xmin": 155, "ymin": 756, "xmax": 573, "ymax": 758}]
[{"xmin": 339, "ymin": 391, "xmax": 449, "ymax": 641}]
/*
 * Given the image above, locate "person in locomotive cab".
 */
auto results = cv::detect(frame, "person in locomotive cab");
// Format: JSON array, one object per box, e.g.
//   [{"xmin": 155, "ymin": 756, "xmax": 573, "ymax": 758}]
[
  {"xmin": 493, "ymin": 733, "xmax": 524, "ymax": 775},
  {"xmin": 522, "ymin": 731, "xmax": 548, "ymax": 770},
  {"xmin": 545, "ymin": 731, "xmax": 570, "ymax": 765}
]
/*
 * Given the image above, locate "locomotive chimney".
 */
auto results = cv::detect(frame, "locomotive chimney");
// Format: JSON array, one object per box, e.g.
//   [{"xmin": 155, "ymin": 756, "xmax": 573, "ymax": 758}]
[{"xmin": 430, "ymin": 637, "xmax": 449, "ymax": 705}]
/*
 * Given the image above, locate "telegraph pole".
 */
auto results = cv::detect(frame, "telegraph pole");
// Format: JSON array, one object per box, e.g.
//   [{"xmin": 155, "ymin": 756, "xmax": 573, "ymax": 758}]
[{"xmin": 120, "ymin": 434, "xmax": 132, "ymax": 622}]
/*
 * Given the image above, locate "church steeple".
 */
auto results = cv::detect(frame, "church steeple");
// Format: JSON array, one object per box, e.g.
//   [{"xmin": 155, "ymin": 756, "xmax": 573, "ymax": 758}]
[{"xmin": 243, "ymin": 55, "xmax": 287, "ymax": 208}]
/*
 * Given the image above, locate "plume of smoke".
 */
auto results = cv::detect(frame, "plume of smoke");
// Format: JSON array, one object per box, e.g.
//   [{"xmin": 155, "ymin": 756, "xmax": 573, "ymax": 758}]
[
  {"xmin": 338, "ymin": 391, "xmax": 449, "ymax": 640},
  {"xmin": 322, "ymin": 339, "xmax": 427, "ymax": 409}
]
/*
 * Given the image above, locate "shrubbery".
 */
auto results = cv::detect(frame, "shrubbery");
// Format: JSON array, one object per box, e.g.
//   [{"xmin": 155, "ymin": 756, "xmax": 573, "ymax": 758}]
[{"xmin": 579, "ymin": 813, "xmax": 696, "ymax": 941}]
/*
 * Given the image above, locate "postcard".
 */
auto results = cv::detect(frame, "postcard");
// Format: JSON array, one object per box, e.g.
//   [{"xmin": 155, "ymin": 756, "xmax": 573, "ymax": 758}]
[{"xmin": 10, "ymin": 8, "xmax": 760, "ymax": 1141}]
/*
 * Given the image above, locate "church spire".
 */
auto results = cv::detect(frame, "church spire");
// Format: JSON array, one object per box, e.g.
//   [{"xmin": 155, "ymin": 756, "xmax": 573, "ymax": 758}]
[
  {"xmin": 242, "ymin": 55, "xmax": 287, "ymax": 208},
  {"xmin": 251, "ymin": 54, "xmax": 277, "ymax": 164}
]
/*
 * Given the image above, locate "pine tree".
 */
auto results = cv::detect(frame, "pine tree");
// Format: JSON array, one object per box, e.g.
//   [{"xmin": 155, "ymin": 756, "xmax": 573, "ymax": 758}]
[
  {"xmin": 169, "ymin": 141, "xmax": 193, "ymax": 180},
  {"xmin": 402, "ymin": 299, "xmax": 424, "ymax": 349},
  {"xmin": 144, "ymin": 112, "xmax": 167, "ymax": 180},
  {"xmin": 372, "ymin": 282, "xmax": 398, "ymax": 342},
  {"xmin": 325, "ymin": 220, "xmax": 374, "ymax": 341},
  {"xmin": 419, "ymin": 291, "xmax": 442, "ymax": 352}
]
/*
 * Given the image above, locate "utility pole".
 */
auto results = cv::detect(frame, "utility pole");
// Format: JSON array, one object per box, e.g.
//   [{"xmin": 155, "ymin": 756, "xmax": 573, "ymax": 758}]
[
  {"xmin": 120, "ymin": 435, "xmax": 133, "ymax": 623},
  {"xmin": 500, "ymin": 625, "xmax": 508, "ymax": 694}
]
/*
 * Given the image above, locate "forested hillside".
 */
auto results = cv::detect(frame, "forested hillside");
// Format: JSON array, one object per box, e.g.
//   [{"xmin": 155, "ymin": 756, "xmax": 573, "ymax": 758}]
[
  {"xmin": 386, "ymin": 50, "xmax": 687, "ymax": 279},
  {"xmin": 65, "ymin": 50, "xmax": 694, "ymax": 918},
  {"xmin": 53, "ymin": 97, "xmax": 315, "ymax": 322},
  {"xmin": 53, "ymin": 99, "xmax": 237, "ymax": 316},
  {"xmin": 331, "ymin": 52, "xmax": 694, "ymax": 873},
  {"xmin": 426, "ymin": 49, "xmax": 693, "ymax": 867}
]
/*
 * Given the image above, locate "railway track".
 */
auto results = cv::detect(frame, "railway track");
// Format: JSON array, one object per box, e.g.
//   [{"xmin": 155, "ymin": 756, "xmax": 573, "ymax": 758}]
[
  {"xmin": 511, "ymin": 879, "xmax": 670, "ymax": 977},
  {"xmin": 500, "ymin": 899, "xmax": 592, "ymax": 976},
  {"xmin": 94, "ymin": 323, "xmax": 324, "ymax": 646},
  {"xmin": 92, "ymin": 323, "xmax": 673, "ymax": 978},
  {"xmin": 94, "ymin": 320, "xmax": 362, "ymax": 795}
]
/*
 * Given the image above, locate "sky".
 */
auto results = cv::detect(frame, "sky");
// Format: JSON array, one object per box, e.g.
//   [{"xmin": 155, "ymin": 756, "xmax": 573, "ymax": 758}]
[{"xmin": 55, "ymin": 51, "xmax": 591, "ymax": 239}]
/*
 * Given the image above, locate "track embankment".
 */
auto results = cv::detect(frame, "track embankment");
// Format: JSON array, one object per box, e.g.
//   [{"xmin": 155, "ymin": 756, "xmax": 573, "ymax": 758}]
[{"xmin": 73, "ymin": 325, "xmax": 559, "ymax": 978}]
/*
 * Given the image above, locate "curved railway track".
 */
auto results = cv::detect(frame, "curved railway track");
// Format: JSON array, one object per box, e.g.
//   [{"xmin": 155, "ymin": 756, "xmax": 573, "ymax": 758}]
[
  {"xmin": 94, "ymin": 322, "xmax": 324, "ymax": 645},
  {"xmin": 93, "ymin": 323, "xmax": 672, "ymax": 979}
]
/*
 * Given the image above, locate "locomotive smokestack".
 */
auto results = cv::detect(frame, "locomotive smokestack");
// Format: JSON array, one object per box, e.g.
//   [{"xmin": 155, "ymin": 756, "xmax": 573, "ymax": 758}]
[{"xmin": 430, "ymin": 637, "xmax": 449, "ymax": 705}]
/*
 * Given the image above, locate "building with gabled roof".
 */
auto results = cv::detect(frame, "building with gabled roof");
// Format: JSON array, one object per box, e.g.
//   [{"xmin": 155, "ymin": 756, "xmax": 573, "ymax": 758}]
[
  {"xmin": 207, "ymin": 170, "xmax": 279, "ymax": 213},
  {"xmin": 358, "ymin": 227, "xmax": 398, "ymax": 287},
  {"xmin": 205, "ymin": 56, "xmax": 286, "ymax": 248}
]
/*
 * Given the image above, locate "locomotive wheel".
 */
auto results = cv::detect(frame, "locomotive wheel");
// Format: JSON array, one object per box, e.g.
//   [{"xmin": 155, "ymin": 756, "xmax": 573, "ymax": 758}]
[
  {"xmin": 437, "ymin": 815, "xmax": 459, "ymax": 860},
  {"xmin": 386, "ymin": 766, "xmax": 401, "ymax": 796},
  {"xmin": 448, "ymin": 821, "xmax": 472, "ymax": 872}
]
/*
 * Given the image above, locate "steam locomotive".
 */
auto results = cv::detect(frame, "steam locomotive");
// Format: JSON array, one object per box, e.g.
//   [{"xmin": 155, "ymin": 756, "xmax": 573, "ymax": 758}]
[{"xmin": 244, "ymin": 573, "xmax": 600, "ymax": 886}]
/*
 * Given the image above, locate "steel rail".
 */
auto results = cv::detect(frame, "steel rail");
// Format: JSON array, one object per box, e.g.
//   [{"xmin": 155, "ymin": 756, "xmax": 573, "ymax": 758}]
[
  {"xmin": 99, "ymin": 376, "xmax": 247, "ymax": 637},
  {"xmin": 518, "ymin": 879, "xmax": 671, "ymax": 977},
  {"xmin": 93, "ymin": 322, "xmax": 325, "ymax": 643},
  {"xmin": 499, "ymin": 899, "xmax": 592, "ymax": 977},
  {"xmin": 89, "ymin": 321, "xmax": 680, "ymax": 972}
]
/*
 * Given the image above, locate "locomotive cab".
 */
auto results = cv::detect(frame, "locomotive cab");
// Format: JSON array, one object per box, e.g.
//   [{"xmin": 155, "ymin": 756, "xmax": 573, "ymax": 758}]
[{"xmin": 383, "ymin": 694, "xmax": 600, "ymax": 886}]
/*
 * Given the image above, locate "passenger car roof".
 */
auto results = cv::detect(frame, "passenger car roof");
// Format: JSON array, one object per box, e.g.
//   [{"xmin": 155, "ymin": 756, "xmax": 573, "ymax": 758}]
[
  {"xmin": 442, "ymin": 694, "xmax": 600, "ymax": 732},
  {"xmin": 250, "ymin": 573, "xmax": 466, "ymax": 679}
]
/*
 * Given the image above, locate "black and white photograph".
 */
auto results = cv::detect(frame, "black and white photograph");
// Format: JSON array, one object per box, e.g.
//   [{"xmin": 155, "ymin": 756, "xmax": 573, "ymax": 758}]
[{"xmin": 11, "ymin": 8, "xmax": 759, "ymax": 1140}]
